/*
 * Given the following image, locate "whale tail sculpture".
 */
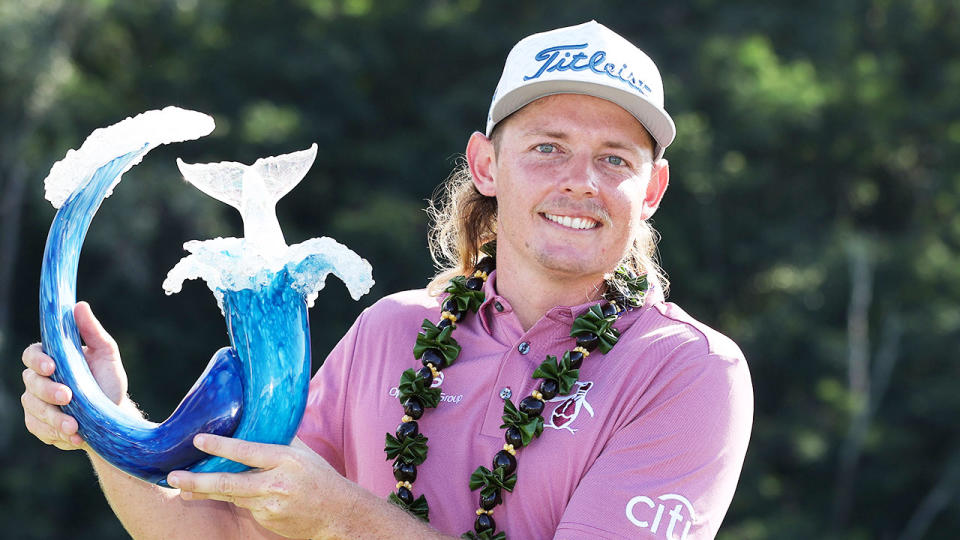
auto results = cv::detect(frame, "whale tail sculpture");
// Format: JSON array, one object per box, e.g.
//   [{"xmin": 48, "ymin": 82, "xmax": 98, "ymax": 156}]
[
  {"xmin": 176, "ymin": 144, "xmax": 319, "ymax": 259},
  {"xmin": 38, "ymin": 109, "xmax": 372, "ymax": 486}
]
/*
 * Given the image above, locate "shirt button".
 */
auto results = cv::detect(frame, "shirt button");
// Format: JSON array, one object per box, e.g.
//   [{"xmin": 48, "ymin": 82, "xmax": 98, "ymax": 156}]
[
  {"xmin": 494, "ymin": 301, "xmax": 504, "ymax": 312},
  {"xmin": 499, "ymin": 387, "xmax": 512, "ymax": 400},
  {"xmin": 518, "ymin": 342, "xmax": 530, "ymax": 355}
]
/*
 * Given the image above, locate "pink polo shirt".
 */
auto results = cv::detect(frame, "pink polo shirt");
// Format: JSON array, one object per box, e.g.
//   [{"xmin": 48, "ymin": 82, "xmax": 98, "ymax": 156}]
[{"xmin": 298, "ymin": 272, "xmax": 753, "ymax": 539}]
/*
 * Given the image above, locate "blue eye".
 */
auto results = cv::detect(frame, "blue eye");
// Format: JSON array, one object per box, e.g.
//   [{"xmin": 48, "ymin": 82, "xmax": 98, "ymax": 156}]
[
  {"xmin": 536, "ymin": 143, "xmax": 556, "ymax": 154},
  {"xmin": 606, "ymin": 155, "xmax": 625, "ymax": 166}
]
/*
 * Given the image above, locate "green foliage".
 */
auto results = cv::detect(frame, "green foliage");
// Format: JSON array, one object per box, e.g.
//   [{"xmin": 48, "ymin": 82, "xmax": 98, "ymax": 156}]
[
  {"xmin": 388, "ymin": 491, "xmax": 430, "ymax": 522},
  {"xmin": 384, "ymin": 432, "xmax": 429, "ymax": 466},
  {"xmin": 396, "ymin": 368, "xmax": 441, "ymax": 409},
  {"xmin": 443, "ymin": 275, "xmax": 485, "ymax": 313},
  {"xmin": 570, "ymin": 304, "xmax": 620, "ymax": 354},
  {"xmin": 413, "ymin": 319, "xmax": 461, "ymax": 367},
  {"xmin": 462, "ymin": 530, "xmax": 506, "ymax": 540},
  {"xmin": 499, "ymin": 399, "xmax": 544, "ymax": 447},
  {"xmin": 469, "ymin": 465, "xmax": 517, "ymax": 498},
  {"xmin": 531, "ymin": 354, "xmax": 579, "ymax": 396}
]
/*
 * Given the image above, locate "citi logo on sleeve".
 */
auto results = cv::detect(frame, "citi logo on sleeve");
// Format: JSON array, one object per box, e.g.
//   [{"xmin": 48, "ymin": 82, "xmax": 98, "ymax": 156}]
[{"xmin": 625, "ymin": 493, "xmax": 697, "ymax": 540}]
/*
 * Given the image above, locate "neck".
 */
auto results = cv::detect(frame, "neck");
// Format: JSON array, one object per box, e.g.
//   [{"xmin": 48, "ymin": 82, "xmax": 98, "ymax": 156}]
[{"xmin": 494, "ymin": 257, "xmax": 607, "ymax": 331}]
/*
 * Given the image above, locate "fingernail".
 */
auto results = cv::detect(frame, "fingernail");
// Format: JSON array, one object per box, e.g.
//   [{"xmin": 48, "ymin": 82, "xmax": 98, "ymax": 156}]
[
  {"xmin": 56, "ymin": 389, "xmax": 70, "ymax": 403},
  {"xmin": 167, "ymin": 474, "xmax": 180, "ymax": 488},
  {"xmin": 60, "ymin": 420, "xmax": 72, "ymax": 433},
  {"xmin": 43, "ymin": 361, "xmax": 54, "ymax": 374},
  {"xmin": 194, "ymin": 434, "xmax": 207, "ymax": 447}
]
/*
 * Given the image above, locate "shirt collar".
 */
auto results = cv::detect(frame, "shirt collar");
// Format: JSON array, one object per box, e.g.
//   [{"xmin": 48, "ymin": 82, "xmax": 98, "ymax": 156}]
[{"xmin": 468, "ymin": 269, "xmax": 662, "ymax": 337}]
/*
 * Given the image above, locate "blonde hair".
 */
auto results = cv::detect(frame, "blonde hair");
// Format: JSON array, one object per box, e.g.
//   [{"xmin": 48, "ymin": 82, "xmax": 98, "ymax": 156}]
[{"xmin": 425, "ymin": 160, "xmax": 668, "ymax": 298}]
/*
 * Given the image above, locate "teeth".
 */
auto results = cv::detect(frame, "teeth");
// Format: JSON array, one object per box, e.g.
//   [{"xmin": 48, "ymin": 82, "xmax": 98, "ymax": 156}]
[{"xmin": 544, "ymin": 213, "xmax": 598, "ymax": 230}]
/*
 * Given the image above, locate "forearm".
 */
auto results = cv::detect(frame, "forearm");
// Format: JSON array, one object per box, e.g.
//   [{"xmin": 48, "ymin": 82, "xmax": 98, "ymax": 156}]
[
  {"xmin": 89, "ymin": 451, "xmax": 251, "ymax": 540},
  {"xmin": 312, "ymin": 476, "xmax": 455, "ymax": 540}
]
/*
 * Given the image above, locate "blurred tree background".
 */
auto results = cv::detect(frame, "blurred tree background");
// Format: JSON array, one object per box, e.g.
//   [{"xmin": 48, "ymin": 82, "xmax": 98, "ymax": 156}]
[{"xmin": 1, "ymin": 0, "xmax": 958, "ymax": 538}]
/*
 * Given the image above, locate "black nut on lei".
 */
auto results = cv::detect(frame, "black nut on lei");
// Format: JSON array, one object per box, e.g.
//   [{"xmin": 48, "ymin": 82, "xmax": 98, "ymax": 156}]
[
  {"xmin": 437, "ymin": 318, "xmax": 453, "ymax": 330},
  {"xmin": 479, "ymin": 490, "xmax": 502, "ymax": 510},
  {"xmin": 475, "ymin": 513, "xmax": 496, "ymax": 533},
  {"xmin": 601, "ymin": 302, "xmax": 618, "ymax": 318},
  {"xmin": 465, "ymin": 276, "xmax": 484, "ymax": 291},
  {"xmin": 416, "ymin": 366, "xmax": 434, "ymax": 383},
  {"xmin": 396, "ymin": 486, "xmax": 414, "ymax": 505},
  {"xmin": 396, "ymin": 421, "xmax": 419, "ymax": 441},
  {"xmin": 393, "ymin": 460, "xmax": 417, "ymax": 483},
  {"xmin": 492, "ymin": 449, "xmax": 518, "ymax": 476},
  {"xmin": 519, "ymin": 396, "xmax": 545, "ymax": 417},
  {"xmin": 505, "ymin": 426, "xmax": 524, "ymax": 448},
  {"xmin": 441, "ymin": 299, "xmax": 464, "ymax": 321},
  {"xmin": 403, "ymin": 397, "xmax": 424, "ymax": 420},
  {"xmin": 567, "ymin": 350, "xmax": 585, "ymax": 369},
  {"xmin": 421, "ymin": 348, "xmax": 447, "ymax": 370},
  {"xmin": 575, "ymin": 333, "xmax": 599, "ymax": 352},
  {"xmin": 538, "ymin": 379, "xmax": 559, "ymax": 400},
  {"xmin": 475, "ymin": 257, "xmax": 496, "ymax": 275}
]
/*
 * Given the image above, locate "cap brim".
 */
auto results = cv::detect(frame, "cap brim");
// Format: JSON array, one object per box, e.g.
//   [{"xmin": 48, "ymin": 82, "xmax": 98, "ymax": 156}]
[{"xmin": 488, "ymin": 80, "xmax": 676, "ymax": 159}]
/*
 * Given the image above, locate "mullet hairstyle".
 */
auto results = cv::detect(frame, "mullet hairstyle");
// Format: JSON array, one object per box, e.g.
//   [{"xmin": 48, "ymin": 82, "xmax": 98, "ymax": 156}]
[{"xmin": 425, "ymin": 159, "xmax": 669, "ymax": 299}]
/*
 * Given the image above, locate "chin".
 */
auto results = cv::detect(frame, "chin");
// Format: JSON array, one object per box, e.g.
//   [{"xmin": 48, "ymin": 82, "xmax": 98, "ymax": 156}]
[{"xmin": 533, "ymin": 251, "xmax": 610, "ymax": 279}]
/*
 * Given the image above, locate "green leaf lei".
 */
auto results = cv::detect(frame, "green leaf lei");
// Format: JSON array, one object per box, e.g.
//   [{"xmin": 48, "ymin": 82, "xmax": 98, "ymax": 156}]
[
  {"xmin": 530, "ymin": 353, "xmax": 580, "ymax": 396},
  {"xmin": 385, "ymin": 244, "xmax": 647, "ymax": 539},
  {"xmin": 444, "ymin": 275, "xmax": 486, "ymax": 313},
  {"xmin": 469, "ymin": 466, "xmax": 518, "ymax": 498},
  {"xmin": 384, "ymin": 431, "xmax": 429, "ymax": 465},
  {"xmin": 499, "ymin": 399, "xmax": 545, "ymax": 447},
  {"xmin": 388, "ymin": 490, "xmax": 430, "ymax": 521},
  {"xmin": 413, "ymin": 319, "xmax": 461, "ymax": 367},
  {"xmin": 570, "ymin": 304, "xmax": 621, "ymax": 354}
]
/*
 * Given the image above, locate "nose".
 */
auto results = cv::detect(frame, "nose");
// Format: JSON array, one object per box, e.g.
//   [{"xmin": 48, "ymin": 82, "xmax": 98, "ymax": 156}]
[{"xmin": 559, "ymin": 155, "xmax": 599, "ymax": 198}]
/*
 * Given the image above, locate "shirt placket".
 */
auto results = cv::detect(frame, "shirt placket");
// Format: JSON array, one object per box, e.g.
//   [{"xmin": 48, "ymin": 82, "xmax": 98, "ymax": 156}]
[{"xmin": 478, "ymin": 318, "xmax": 572, "ymax": 439}]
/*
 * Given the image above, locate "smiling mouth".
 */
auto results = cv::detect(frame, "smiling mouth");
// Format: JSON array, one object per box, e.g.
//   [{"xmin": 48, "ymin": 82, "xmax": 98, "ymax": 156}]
[{"xmin": 541, "ymin": 213, "xmax": 600, "ymax": 230}]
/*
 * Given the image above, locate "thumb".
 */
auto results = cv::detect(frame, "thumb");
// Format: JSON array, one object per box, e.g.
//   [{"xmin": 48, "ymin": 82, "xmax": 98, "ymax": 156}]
[{"xmin": 74, "ymin": 301, "xmax": 118, "ymax": 354}]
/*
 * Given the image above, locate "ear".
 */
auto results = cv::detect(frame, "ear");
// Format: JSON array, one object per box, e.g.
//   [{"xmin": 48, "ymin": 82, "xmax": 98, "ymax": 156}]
[
  {"xmin": 466, "ymin": 131, "xmax": 497, "ymax": 197},
  {"xmin": 640, "ymin": 159, "xmax": 669, "ymax": 220}
]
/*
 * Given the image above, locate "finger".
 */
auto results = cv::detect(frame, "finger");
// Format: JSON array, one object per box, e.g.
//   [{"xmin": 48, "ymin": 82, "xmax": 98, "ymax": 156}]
[
  {"xmin": 23, "ymin": 410, "xmax": 82, "ymax": 447},
  {"xmin": 21, "ymin": 391, "xmax": 78, "ymax": 434},
  {"xmin": 24, "ymin": 410, "xmax": 62, "ymax": 444},
  {"xmin": 178, "ymin": 491, "xmax": 266, "ymax": 514},
  {"xmin": 74, "ymin": 301, "xmax": 118, "ymax": 354},
  {"xmin": 166, "ymin": 471, "xmax": 264, "ymax": 499},
  {"xmin": 193, "ymin": 434, "xmax": 285, "ymax": 469},
  {"xmin": 22, "ymin": 368, "xmax": 72, "ymax": 406},
  {"xmin": 22, "ymin": 343, "xmax": 56, "ymax": 376}
]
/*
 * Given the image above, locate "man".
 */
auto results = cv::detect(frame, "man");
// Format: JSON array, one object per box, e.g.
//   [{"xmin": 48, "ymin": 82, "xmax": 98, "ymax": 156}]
[{"xmin": 20, "ymin": 21, "xmax": 752, "ymax": 539}]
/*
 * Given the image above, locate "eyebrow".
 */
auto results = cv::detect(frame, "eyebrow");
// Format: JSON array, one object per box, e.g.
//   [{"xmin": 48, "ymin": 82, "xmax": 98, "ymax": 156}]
[{"xmin": 523, "ymin": 129, "xmax": 569, "ymax": 140}]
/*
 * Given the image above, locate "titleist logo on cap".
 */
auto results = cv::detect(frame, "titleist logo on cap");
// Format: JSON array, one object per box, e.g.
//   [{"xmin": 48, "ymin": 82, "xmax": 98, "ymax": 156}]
[
  {"xmin": 485, "ymin": 20, "xmax": 676, "ymax": 157},
  {"xmin": 522, "ymin": 43, "xmax": 654, "ymax": 96}
]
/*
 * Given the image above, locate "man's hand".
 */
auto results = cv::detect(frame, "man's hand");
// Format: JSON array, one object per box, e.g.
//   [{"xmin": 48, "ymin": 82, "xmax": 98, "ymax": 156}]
[
  {"xmin": 21, "ymin": 301, "xmax": 129, "ymax": 451},
  {"xmin": 167, "ymin": 435, "xmax": 354, "ymax": 539}
]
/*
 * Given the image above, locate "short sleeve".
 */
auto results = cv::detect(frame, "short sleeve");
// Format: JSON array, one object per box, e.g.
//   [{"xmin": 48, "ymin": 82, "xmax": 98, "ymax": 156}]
[
  {"xmin": 296, "ymin": 310, "xmax": 368, "ymax": 476},
  {"xmin": 554, "ymin": 352, "xmax": 753, "ymax": 539}
]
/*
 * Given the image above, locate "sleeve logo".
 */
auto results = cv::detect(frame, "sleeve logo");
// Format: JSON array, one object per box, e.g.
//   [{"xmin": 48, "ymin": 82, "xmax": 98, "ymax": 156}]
[{"xmin": 625, "ymin": 493, "xmax": 697, "ymax": 539}]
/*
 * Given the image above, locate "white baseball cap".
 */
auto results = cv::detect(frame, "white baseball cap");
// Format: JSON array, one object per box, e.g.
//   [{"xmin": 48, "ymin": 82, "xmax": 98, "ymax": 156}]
[{"xmin": 485, "ymin": 20, "xmax": 676, "ymax": 159}]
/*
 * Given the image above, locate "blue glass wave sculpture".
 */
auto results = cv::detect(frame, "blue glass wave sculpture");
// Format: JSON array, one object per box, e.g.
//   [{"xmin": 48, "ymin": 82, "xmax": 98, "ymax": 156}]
[{"xmin": 38, "ymin": 108, "xmax": 373, "ymax": 485}]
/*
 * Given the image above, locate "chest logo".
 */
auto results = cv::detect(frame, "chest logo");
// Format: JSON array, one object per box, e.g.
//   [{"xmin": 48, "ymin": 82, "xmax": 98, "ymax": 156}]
[{"xmin": 544, "ymin": 381, "xmax": 594, "ymax": 433}]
